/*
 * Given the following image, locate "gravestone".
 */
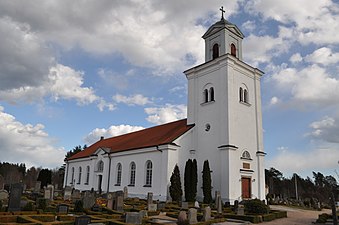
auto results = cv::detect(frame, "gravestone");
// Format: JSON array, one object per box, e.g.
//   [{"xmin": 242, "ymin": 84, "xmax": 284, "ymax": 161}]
[
  {"xmin": 157, "ymin": 202, "xmax": 166, "ymax": 210},
  {"xmin": 34, "ymin": 181, "xmax": 41, "ymax": 193},
  {"xmin": 194, "ymin": 201, "xmax": 200, "ymax": 208},
  {"xmin": 116, "ymin": 195, "xmax": 124, "ymax": 212},
  {"xmin": 224, "ymin": 202, "xmax": 230, "ymax": 208},
  {"xmin": 177, "ymin": 211, "xmax": 187, "ymax": 224},
  {"xmin": 214, "ymin": 191, "xmax": 220, "ymax": 208},
  {"xmin": 0, "ymin": 175, "xmax": 4, "ymax": 190},
  {"xmin": 139, "ymin": 210, "xmax": 148, "ymax": 218},
  {"xmin": 57, "ymin": 204, "xmax": 69, "ymax": 214},
  {"xmin": 8, "ymin": 183, "xmax": 23, "ymax": 212},
  {"xmin": 75, "ymin": 215, "xmax": 91, "ymax": 225},
  {"xmin": 234, "ymin": 200, "xmax": 239, "ymax": 213},
  {"xmin": 147, "ymin": 192, "xmax": 153, "ymax": 205},
  {"xmin": 202, "ymin": 206, "xmax": 211, "ymax": 221},
  {"xmin": 125, "ymin": 212, "xmax": 142, "ymax": 224},
  {"xmin": 188, "ymin": 208, "xmax": 198, "ymax": 224},
  {"xmin": 0, "ymin": 190, "xmax": 8, "ymax": 201},
  {"xmin": 236, "ymin": 205, "xmax": 245, "ymax": 215},
  {"xmin": 64, "ymin": 186, "xmax": 72, "ymax": 201},
  {"xmin": 123, "ymin": 186, "xmax": 128, "ymax": 199},
  {"xmin": 181, "ymin": 201, "xmax": 189, "ymax": 209},
  {"xmin": 72, "ymin": 189, "xmax": 81, "ymax": 203},
  {"xmin": 44, "ymin": 184, "xmax": 54, "ymax": 200},
  {"xmin": 148, "ymin": 203, "xmax": 157, "ymax": 212},
  {"xmin": 216, "ymin": 194, "xmax": 222, "ymax": 214},
  {"xmin": 83, "ymin": 191, "xmax": 96, "ymax": 209},
  {"xmin": 106, "ymin": 192, "xmax": 114, "ymax": 210}
]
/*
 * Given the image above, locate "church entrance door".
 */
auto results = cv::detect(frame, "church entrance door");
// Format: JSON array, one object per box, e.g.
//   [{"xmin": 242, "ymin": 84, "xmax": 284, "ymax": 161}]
[{"xmin": 241, "ymin": 177, "xmax": 251, "ymax": 199}]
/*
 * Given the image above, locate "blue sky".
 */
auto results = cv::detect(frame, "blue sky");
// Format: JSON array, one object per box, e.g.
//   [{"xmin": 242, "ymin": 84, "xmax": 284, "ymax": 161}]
[{"xmin": 0, "ymin": 0, "xmax": 339, "ymax": 179}]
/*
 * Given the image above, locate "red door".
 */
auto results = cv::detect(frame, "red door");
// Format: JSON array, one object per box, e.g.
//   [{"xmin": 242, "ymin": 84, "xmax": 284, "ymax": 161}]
[{"xmin": 242, "ymin": 177, "xmax": 251, "ymax": 199}]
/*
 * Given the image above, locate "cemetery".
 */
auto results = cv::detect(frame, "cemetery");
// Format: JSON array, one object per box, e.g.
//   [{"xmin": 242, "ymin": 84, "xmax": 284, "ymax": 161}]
[{"xmin": 0, "ymin": 183, "xmax": 287, "ymax": 225}]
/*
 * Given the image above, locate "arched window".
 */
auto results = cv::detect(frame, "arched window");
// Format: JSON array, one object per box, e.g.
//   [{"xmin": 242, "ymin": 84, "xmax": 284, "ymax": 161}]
[
  {"xmin": 71, "ymin": 167, "xmax": 75, "ymax": 184},
  {"xmin": 97, "ymin": 160, "xmax": 104, "ymax": 172},
  {"xmin": 129, "ymin": 162, "xmax": 136, "ymax": 186},
  {"xmin": 244, "ymin": 89, "xmax": 248, "ymax": 103},
  {"xmin": 239, "ymin": 87, "xmax": 243, "ymax": 102},
  {"xmin": 145, "ymin": 160, "xmax": 152, "ymax": 187},
  {"xmin": 212, "ymin": 43, "xmax": 219, "ymax": 59},
  {"xmin": 242, "ymin": 151, "xmax": 251, "ymax": 159},
  {"xmin": 209, "ymin": 87, "xmax": 215, "ymax": 101},
  {"xmin": 116, "ymin": 163, "xmax": 122, "ymax": 186},
  {"xmin": 77, "ymin": 167, "xmax": 82, "ymax": 184},
  {"xmin": 204, "ymin": 89, "xmax": 208, "ymax": 103},
  {"xmin": 231, "ymin": 43, "xmax": 236, "ymax": 57},
  {"xmin": 85, "ymin": 166, "xmax": 90, "ymax": 185}
]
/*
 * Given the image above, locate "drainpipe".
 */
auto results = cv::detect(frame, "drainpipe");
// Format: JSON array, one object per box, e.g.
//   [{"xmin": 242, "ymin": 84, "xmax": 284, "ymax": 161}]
[
  {"xmin": 107, "ymin": 152, "xmax": 112, "ymax": 193},
  {"xmin": 64, "ymin": 160, "xmax": 69, "ymax": 187}
]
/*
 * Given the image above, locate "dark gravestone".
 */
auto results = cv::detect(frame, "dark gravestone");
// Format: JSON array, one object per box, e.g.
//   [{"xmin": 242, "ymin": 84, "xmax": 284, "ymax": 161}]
[
  {"xmin": 8, "ymin": 183, "xmax": 23, "ymax": 212},
  {"xmin": 75, "ymin": 215, "xmax": 91, "ymax": 225},
  {"xmin": 83, "ymin": 191, "xmax": 96, "ymax": 209},
  {"xmin": 116, "ymin": 195, "xmax": 124, "ymax": 212},
  {"xmin": 157, "ymin": 202, "xmax": 166, "ymax": 210},
  {"xmin": 125, "ymin": 212, "xmax": 142, "ymax": 224},
  {"xmin": 57, "ymin": 204, "xmax": 69, "ymax": 214}
]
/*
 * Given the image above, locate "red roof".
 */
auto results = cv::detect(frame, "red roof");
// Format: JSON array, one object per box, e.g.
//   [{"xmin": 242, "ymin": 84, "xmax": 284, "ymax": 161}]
[{"xmin": 67, "ymin": 119, "xmax": 194, "ymax": 161}]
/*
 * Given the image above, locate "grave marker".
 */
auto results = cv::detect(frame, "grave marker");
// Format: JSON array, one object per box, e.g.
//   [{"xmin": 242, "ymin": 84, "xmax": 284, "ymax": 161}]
[
  {"xmin": 75, "ymin": 215, "xmax": 91, "ymax": 225},
  {"xmin": 8, "ymin": 183, "xmax": 23, "ymax": 212},
  {"xmin": 202, "ymin": 206, "xmax": 211, "ymax": 221},
  {"xmin": 147, "ymin": 192, "xmax": 153, "ymax": 205},
  {"xmin": 188, "ymin": 208, "xmax": 198, "ymax": 224},
  {"xmin": 125, "ymin": 212, "xmax": 142, "ymax": 224}
]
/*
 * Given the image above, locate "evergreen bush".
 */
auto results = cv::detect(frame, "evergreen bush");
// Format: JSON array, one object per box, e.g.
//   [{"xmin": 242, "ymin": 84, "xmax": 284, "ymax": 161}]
[
  {"xmin": 243, "ymin": 199, "xmax": 269, "ymax": 215},
  {"xmin": 202, "ymin": 160, "xmax": 212, "ymax": 204},
  {"xmin": 169, "ymin": 164, "xmax": 183, "ymax": 202},
  {"xmin": 184, "ymin": 159, "xmax": 192, "ymax": 202}
]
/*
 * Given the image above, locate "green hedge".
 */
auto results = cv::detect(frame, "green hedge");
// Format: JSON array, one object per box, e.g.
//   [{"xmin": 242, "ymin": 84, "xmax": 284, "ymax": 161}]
[
  {"xmin": 224, "ymin": 214, "xmax": 262, "ymax": 223},
  {"xmin": 262, "ymin": 213, "xmax": 276, "ymax": 222}
]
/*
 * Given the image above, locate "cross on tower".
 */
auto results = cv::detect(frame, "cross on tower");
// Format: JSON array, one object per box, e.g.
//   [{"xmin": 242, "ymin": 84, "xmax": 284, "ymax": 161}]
[{"xmin": 220, "ymin": 6, "xmax": 225, "ymax": 19}]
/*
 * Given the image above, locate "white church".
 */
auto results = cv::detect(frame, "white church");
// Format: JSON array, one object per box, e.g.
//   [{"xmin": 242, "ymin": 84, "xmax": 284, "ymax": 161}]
[{"xmin": 63, "ymin": 12, "xmax": 266, "ymax": 204}]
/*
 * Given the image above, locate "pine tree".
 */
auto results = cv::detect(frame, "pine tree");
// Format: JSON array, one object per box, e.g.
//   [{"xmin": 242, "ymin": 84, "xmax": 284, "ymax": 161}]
[
  {"xmin": 202, "ymin": 160, "xmax": 212, "ymax": 204},
  {"xmin": 169, "ymin": 164, "xmax": 183, "ymax": 202},
  {"xmin": 184, "ymin": 159, "xmax": 193, "ymax": 201}
]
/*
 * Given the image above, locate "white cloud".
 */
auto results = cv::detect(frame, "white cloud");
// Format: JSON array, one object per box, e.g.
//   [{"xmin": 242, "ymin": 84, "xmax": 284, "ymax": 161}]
[
  {"xmin": 113, "ymin": 94, "xmax": 152, "ymax": 106},
  {"xmin": 306, "ymin": 116, "xmax": 339, "ymax": 143},
  {"xmin": 267, "ymin": 147, "xmax": 339, "ymax": 175},
  {"xmin": 145, "ymin": 104, "xmax": 187, "ymax": 125},
  {"xmin": 272, "ymin": 64, "xmax": 339, "ymax": 107},
  {"xmin": 305, "ymin": 47, "xmax": 339, "ymax": 66},
  {"xmin": 241, "ymin": 20, "xmax": 256, "ymax": 32},
  {"xmin": 270, "ymin": 96, "xmax": 279, "ymax": 105},
  {"xmin": 84, "ymin": 125, "xmax": 144, "ymax": 145},
  {"xmin": 244, "ymin": 0, "xmax": 339, "ymax": 45},
  {"xmin": 0, "ymin": 105, "xmax": 65, "ymax": 168},
  {"xmin": 289, "ymin": 53, "xmax": 302, "ymax": 64},
  {"xmin": 49, "ymin": 64, "xmax": 98, "ymax": 105}
]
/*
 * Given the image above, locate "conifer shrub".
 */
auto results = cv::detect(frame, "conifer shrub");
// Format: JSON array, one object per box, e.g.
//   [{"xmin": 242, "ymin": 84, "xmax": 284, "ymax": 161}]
[
  {"xmin": 202, "ymin": 160, "xmax": 212, "ymax": 204},
  {"xmin": 169, "ymin": 164, "xmax": 183, "ymax": 202},
  {"xmin": 243, "ymin": 199, "xmax": 269, "ymax": 215}
]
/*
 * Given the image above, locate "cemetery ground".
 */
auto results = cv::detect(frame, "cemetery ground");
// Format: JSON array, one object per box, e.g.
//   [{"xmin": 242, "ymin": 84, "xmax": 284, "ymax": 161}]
[{"xmin": 0, "ymin": 185, "xmax": 332, "ymax": 225}]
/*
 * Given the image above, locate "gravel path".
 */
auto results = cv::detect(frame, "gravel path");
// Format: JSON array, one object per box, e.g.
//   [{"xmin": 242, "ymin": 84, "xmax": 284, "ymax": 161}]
[{"xmin": 261, "ymin": 205, "xmax": 332, "ymax": 225}]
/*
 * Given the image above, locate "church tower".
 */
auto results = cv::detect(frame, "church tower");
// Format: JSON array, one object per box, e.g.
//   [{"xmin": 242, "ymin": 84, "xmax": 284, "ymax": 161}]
[{"xmin": 184, "ymin": 8, "xmax": 266, "ymax": 203}]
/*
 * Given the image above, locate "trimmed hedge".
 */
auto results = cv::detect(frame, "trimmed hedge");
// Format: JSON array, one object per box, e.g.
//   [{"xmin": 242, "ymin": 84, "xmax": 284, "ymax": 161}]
[{"xmin": 224, "ymin": 214, "xmax": 262, "ymax": 223}]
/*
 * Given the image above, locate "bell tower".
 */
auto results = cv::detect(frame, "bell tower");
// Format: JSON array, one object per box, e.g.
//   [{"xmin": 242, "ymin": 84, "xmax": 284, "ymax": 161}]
[
  {"xmin": 202, "ymin": 7, "xmax": 244, "ymax": 62},
  {"xmin": 184, "ymin": 8, "xmax": 265, "ymax": 203}
]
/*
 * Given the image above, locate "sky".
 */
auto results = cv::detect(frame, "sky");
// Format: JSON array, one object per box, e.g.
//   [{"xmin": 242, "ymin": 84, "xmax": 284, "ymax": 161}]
[{"xmin": 0, "ymin": 0, "xmax": 339, "ymax": 179}]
